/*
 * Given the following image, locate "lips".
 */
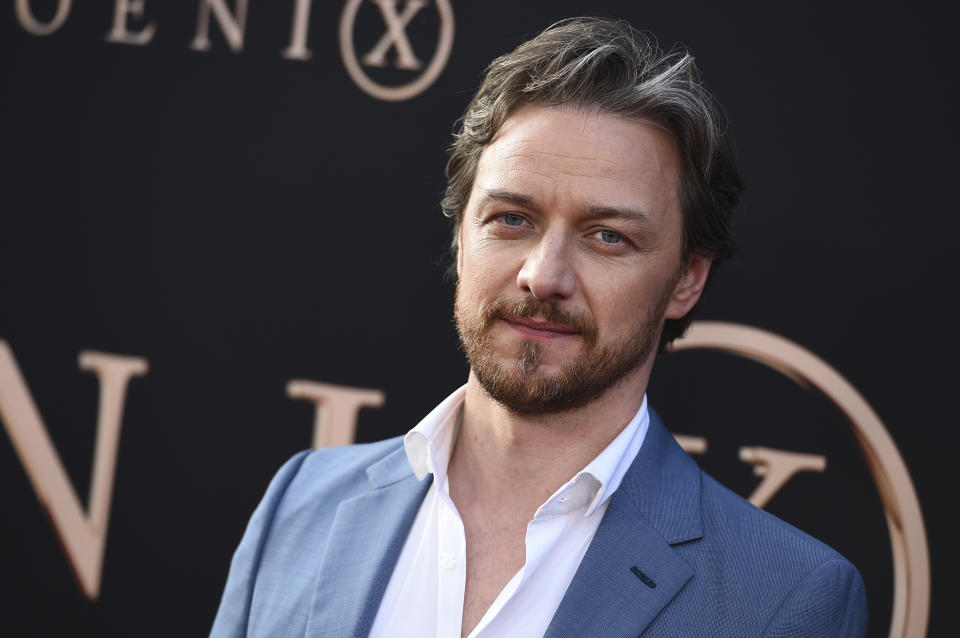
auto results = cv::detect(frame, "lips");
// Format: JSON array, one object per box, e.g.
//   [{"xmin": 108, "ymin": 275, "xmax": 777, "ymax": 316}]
[{"xmin": 501, "ymin": 316, "xmax": 580, "ymax": 340}]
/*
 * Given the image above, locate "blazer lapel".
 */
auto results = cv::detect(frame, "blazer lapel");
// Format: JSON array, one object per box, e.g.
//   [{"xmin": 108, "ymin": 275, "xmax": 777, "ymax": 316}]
[
  {"xmin": 304, "ymin": 446, "xmax": 431, "ymax": 638},
  {"xmin": 545, "ymin": 410, "xmax": 704, "ymax": 638}
]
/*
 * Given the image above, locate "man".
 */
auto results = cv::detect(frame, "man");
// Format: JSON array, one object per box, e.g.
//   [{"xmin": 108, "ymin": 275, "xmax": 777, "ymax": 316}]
[{"xmin": 211, "ymin": 18, "xmax": 867, "ymax": 638}]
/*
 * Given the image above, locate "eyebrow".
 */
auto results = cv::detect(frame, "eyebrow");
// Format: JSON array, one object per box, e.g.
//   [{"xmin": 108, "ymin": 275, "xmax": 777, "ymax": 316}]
[
  {"xmin": 479, "ymin": 188, "xmax": 655, "ymax": 228},
  {"xmin": 479, "ymin": 188, "xmax": 536, "ymax": 208},
  {"xmin": 583, "ymin": 203, "xmax": 655, "ymax": 228}
]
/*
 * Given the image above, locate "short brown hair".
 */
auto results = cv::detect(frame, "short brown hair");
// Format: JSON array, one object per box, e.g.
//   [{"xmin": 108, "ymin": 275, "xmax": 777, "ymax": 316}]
[{"xmin": 441, "ymin": 17, "xmax": 742, "ymax": 349}]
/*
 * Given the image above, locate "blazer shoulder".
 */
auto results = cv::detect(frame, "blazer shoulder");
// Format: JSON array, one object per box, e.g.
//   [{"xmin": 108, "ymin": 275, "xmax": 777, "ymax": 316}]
[
  {"xmin": 699, "ymin": 471, "xmax": 852, "ymax": 569},
  {"xmin": 210, "ymin": 436, "xmax": 411, "ymax": 637},
  {"xmin": 280, "ymin": 435, "xmax": 408, "ymax": 506},
  {"xmin": 762, "ymin": 557, "xmax": 867, "ymax": 637},
  {"xmin": 296, "ymin": 435, "xmax": 407, "ymax": 479},
  {"xmin": 684, "ymin": 471, "xmax": 867, "ymax": 635},
  {"xmin": 233, "ymin": 435, "xmax": 410, "ymax": 566}
]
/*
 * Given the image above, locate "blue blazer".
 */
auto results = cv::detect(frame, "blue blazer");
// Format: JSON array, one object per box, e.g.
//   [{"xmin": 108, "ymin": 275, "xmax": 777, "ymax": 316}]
[{"xmin": 210, "ymin": 411, "xmax": 867, "ymax": 637}]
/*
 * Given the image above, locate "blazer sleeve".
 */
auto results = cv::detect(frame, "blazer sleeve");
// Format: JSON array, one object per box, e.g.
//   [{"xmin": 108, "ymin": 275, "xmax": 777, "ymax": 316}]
[
  {"xmin": 762, "ymin": 558, "xmax": 868, "ymax": 638},
  {"xmin": 209, "ymin": 450, "xmax": 311, "ymax": 638}
]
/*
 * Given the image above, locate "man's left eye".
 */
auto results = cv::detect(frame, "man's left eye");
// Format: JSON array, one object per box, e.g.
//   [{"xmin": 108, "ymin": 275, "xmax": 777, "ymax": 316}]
[{"xmin": 597, "ymin": 230, "xmax": 622, "ymax": 244}]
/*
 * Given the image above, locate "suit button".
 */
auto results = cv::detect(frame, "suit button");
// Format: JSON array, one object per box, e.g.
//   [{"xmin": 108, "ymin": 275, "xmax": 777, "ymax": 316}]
[{"xmin": 440, "ymin": 552, "xmax": 457, "ymax": 569}]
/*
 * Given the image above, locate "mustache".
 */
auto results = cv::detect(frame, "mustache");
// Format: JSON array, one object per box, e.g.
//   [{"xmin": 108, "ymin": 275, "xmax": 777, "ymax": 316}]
[{"xmin": 480, "ymin": 297, "xmax": 599, "ymax": 347}]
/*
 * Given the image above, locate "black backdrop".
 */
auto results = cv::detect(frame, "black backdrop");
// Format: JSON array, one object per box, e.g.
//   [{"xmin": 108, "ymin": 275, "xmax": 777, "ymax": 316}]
[{"xmin": 1, "ymin": 1, "xmax": 956, "ymax": 636}]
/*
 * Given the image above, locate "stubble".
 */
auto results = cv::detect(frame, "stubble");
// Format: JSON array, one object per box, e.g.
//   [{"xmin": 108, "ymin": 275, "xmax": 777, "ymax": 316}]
[{"xmin": 454, "ymin": 281, "xmax": 676, "ymax": 414}]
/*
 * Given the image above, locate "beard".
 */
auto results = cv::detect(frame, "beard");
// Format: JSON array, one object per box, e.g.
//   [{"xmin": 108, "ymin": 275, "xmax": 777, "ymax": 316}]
[{"xmin": 454, "ymin": 279, "xmax": 677, "ymax": 415}]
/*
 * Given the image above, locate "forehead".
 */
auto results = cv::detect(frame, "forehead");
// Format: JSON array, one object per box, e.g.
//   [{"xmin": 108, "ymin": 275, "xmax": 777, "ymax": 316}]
[{"xmin": 472, "ymin": 104, "xmax": 682, "ymax": 217}]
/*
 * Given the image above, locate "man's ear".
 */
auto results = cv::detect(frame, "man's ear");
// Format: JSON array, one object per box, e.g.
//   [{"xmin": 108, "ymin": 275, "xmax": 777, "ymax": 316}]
[{"xmin": 665, "ymin": 255, "xmax": 711, "ymax": 320}]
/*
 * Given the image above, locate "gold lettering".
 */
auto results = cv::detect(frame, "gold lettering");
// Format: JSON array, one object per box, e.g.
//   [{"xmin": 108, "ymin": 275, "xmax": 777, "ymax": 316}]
[
  {"xmin": 362, "ymin": 0, "xmax": 428, "ymax": 70},
  {"xmin": 14, "ymin": 0, "xmax": 72, "ymax": 36},
  {"xmin": 739, "ymin": 446, "xmax": 827, "ymax": 508},
  {"xmin": 673, "ymin": 322, "xmax": 930, "ymax": 637},
  {"xmin": 673, "ymin": 434, "xmax": 708, "ymax": 455},
  {"xmin": 0, "ymin": 340, "xmax": 148, "ymax": 599},
  {"xmin": 282, "ymin": 0, "xmax": 314, "ymax": 60},
  {"xmin": 105, "ymin": 0, "xmax": 156, "ymax": 46},
  {"xmin": 190, "ymin": 0, "xmax": 249, "ymax": 53},
  {"xmin": 287, "ymin": 380, "xmax": 385, "ymax": 448}
]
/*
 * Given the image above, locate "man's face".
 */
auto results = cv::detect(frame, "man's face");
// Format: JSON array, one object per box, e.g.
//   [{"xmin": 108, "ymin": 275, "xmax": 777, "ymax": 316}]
[{"xmin": 454, "ymin": 105, "xmax": 707, "ymax": 414}]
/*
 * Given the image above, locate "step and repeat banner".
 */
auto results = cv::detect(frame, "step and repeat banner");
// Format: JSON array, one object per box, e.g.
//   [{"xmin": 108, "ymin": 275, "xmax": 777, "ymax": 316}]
[{"xmin": 1, "ymin": 1, "xmax": 954, "ymax": 636}]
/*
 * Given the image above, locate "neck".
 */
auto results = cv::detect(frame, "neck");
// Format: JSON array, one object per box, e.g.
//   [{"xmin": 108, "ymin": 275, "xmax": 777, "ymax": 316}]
[{"xmin": 447, "ymin": 364, "xmax": 651, "ymax": 516}]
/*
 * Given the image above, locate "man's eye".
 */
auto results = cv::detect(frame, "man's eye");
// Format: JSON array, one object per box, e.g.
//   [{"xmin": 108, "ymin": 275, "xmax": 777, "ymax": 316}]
[
  {"xmin": 598, "ymin": 230, "xmax": 622, "ymax": 244},
  {"xmin": 502, "ymin": 213, "xmax": 525, "ymax": 226}
]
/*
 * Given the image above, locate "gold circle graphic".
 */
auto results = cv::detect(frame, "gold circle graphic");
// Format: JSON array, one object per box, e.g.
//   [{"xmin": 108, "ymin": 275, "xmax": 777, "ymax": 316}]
[
  {"xmin": 339, "ymin": 0, "xmax": 455, "ymax": 102},
  {"xmin": 672, "ymin": 321, "xmax": 930, "ymax": 638}
]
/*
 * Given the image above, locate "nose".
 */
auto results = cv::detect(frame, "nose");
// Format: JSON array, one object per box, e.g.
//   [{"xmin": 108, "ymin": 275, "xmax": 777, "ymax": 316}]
[{"xmin": 516, "ymin": 232, "xmax": 576, "ymax": 300}]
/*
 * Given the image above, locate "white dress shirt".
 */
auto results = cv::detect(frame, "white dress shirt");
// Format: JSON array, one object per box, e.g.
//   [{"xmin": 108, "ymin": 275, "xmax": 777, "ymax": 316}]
[{"xmin": 369, "ymin": 385, "xmax": 650, "ymax": 638}]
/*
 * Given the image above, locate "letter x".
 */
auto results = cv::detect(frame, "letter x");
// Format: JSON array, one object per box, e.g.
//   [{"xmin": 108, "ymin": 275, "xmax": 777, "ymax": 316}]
[{"xmin": 361, "ymin": 0, "xmax": 428, "ymax": 70}]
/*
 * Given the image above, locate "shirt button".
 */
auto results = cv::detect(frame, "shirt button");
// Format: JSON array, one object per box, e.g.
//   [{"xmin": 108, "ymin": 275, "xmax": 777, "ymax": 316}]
[{"xmin": 440, "ymin": 552, "xmax": 457, "ymax": 569}]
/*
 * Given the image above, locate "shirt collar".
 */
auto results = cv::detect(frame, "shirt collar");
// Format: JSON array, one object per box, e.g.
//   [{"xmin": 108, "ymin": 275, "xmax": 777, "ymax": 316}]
[
  {"xmin": 536, "ymin": 394, "xmax": 649, "ymax": 518},
  {"xmin": 403, "ymin": 385, "xmax": 649, "ymax": 518},
  {"xmin": 403, "ymin": 384, "xmax": 467, "ymax": 484}
]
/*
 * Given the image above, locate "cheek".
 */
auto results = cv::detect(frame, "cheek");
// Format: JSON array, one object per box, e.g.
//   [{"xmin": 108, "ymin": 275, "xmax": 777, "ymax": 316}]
[
  {"xmin": 461, "ymin": 245, "xmax": 522, "ymax": 294},
  {"xmin": 585, "ymin": 271, "xmax": 669, "ymax": 327}
]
